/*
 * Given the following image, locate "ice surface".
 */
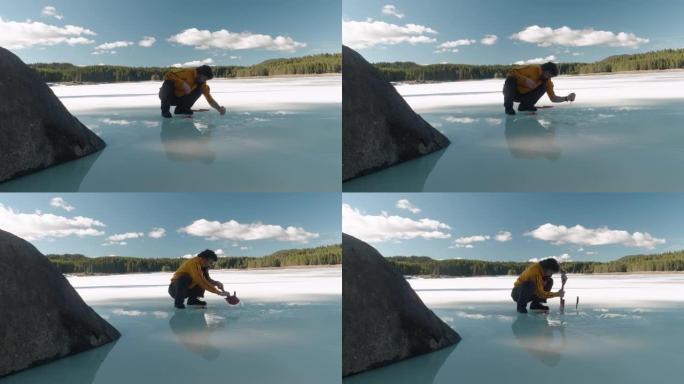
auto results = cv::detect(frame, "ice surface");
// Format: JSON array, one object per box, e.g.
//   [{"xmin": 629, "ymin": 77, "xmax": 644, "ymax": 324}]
[
  {"xmin": 0, "ymin": 76, "xmax": 340, "ymax": 192},
  {"xmin": 344, "ymin": 273, "xmax": 684, "ymax": 384},
  {"xmin": 4, "ymin": 267, "xmax": 341, "ymax": 384},
  {"xmin": 343, "ymin": 72, "xmax": 684, "ymax": 192}
]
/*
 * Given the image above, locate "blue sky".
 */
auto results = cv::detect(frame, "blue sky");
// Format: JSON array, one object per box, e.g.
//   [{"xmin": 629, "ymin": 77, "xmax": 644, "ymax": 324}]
[
  {"xmin": 0, "ymin": 0, "xmax": 340, "ymax": 66},
  {"xmin": 0, "ymin": 193, "xmax": 341, "ymax": 258},
  {"xmin": 343, "ymin": 193, "xmax": 684, "ymax": 262},
  {"xmin": 343, "ymin": 0, "xmax": 684, "ymax": 64}
]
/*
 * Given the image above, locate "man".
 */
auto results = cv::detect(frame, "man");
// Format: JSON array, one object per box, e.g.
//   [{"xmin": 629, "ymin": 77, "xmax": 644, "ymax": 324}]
[
  {"xmin": 511, "ymin": 258, "xmax": 566, "ymax": 313},
  {"xmin": 503, "ymin": 61, "xmax": 576, "ymax": 115},
  {"xmin": 168, "ymin": 249, "xmax": 228, "ymax": 309},
  {"xmin": 159, "ymin": 64, "xmax": 227, "ymax": 118}
]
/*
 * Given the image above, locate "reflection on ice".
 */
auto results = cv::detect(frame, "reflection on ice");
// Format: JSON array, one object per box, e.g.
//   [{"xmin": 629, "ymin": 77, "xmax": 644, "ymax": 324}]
[
  {"xmin": 169, "ymin": 311, "xmax": 223, "ymax": 360},
  {"xmin": 511, "ymin": 314, "xmax": 565, "ymax": 367},
  {"xmin": 505, "ymin": 116, "xmax": 561, "ymax": 160}
]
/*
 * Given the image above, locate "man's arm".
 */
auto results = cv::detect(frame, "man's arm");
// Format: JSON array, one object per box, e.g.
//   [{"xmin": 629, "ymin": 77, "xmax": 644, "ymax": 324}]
[
  {"xmin": 203, "ymin": 86, "xmax": 226, "ymax": 115},
  {"xmin": 549, "ymin": 94, "xmax": 576, "ymax": 103}
]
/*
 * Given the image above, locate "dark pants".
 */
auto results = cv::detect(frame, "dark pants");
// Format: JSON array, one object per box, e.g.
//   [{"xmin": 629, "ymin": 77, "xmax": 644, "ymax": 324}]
[
  {"xmin": 511, "ymin": 277, "xmax": 553, "ymax": 307},
  {"xmin": 168, "ymin": 274, "xmax": 205, "ymax": 306},
  {"xmin": 503, "ymin": 76, "xmax": 547, "ymax": 110},
  {"xmin": 159, "ymin": 80, "xmax": 203, "ymax": 113}
]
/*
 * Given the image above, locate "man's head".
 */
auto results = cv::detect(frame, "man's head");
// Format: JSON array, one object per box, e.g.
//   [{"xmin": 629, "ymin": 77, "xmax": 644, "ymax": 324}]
[
  {"xmin": 197, "ymin": 249, "xmax": 218, "ymax": 267},
  {"xmin": 196, "ymin": 65, "xmax": 214, "ymax": 83},
  {"xmin": 540, "ymin": 62, "xmax": 559, "ymax": 79},
  {"xmin": 538, "ymin": 258, "xmax": 561, "ymax": 277}
]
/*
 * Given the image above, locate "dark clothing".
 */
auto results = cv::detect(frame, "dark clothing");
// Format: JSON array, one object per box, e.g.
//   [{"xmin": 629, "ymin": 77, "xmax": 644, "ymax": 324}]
[
  {"xmin": 511, "ymin": 277, "xmax": 554, "ymax": 306},
  {"xmin": 168, "ymin": 273, "xmax": 205, "ymax": 307},
  {"xmin": 159, "ymin": 79, "xmax": 204, "ymax": 114},
  {"xmin": 503, "ymin": 76, "xmax": 548, "ymax": 110}
]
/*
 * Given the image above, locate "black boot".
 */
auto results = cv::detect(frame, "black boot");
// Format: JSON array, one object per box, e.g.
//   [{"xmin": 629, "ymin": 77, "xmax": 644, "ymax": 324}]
[
  {"xmin": 187, "ymin": 297, "xmax": 207, "ymax": 306},
  {"xmin": 174, "ymin": 301, "xmax": 186, "ymax": 309},
  {"xmin": 530, "ymin": 302, "xmax": 549, "ymax": 311},
  {"xmin": 174, "ymin": 107, "xmax": 194, "ymax": 116},
  {"xmin": 517, "ymin": 303, "xmax": 528, "ymax": 313},
  {"xmin": 518, "ymin": 105, "xmax": 538, "ymax": 112},
  {"xmin": 161, "ymin": 104, "xmax": 172, "ymax": 118},
  {"xmin": 505, "ymin": 106, "xmax": 516, "ymax": 115}
]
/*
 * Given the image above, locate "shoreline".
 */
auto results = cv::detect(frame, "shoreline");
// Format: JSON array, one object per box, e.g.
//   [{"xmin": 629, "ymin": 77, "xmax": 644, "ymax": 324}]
[
  {"xmin": 48, "ymin": 72, "xmax": 340, "ymax": 86},
  {"xmin": 406, "ymin": 270, "xmax": 684, "ymax": 279},
  {"xmin": 64, "ymin": 264, "xmax": 341, "ymax": 277}
]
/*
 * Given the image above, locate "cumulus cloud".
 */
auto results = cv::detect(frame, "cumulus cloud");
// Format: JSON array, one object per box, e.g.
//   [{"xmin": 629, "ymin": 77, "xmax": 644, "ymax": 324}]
[
  {"xmin": 382, "ymin": 4, "xmax": 405, "ymax": 19},
  {"xmin": 168, "ymin": 28, "xmax": 306, "ymax": 52},
  {"xmin": 50, "ymin": 197, "xmax": 75, "ymax": 212},
  {"xmin": 450, "ymin": 235, "xmax": 490, "ymax": 249},
  {"xmin": 480, "ymin": 34, "xmax": 498, "ymax": 45},
  {"xmin": 148, "ymin": 227, "xmax": 166, "ymax": 239},
  {"xmin": 215, "ymin": 249, "xmax": 225, "ymax": 256},
  {"xmin": 495, "ymin": 231, "xmax": 512, "ymax": 242},
  {"xmin": 514, "ymin": 55, "xmax": 557, "ymax": 65},
  {"xmin": 529, "ymin": 253, "xmax": 572, "ymax": 263},
  {"xmin": 435, "ymin": 38, "xmax": 476, "ymax": 53},
  {"xmin": 93, "ymin": 40, "xmax": 133, "ymax": 55},
  {"xmin": 0, "ymin": 203, "xmax": 105, "ymax": 241},
  {"xmin": 172, "ymin": 57, "xmax": 214, "ymax": 68},
  {"xmin": 138, "ymin": 36, "xmax": 156, "ymax": 47},
  {"xmin": 526, "ymin": 223, "xmax": 665, "ymax": 249},
  {"xmin": 178, "ymin": 219, "xmax": 319, "ymax": 243},
  {"xmin": 103, "ymin": 232, "xmax": 144, "ymax": 246},
  {"xmin": 41, "ymin": 6, "xmax": 63, "ymax": 20},
  {"xmin": 0, "ymin": 17, "xmax": 95, "ymax": 49},
  {"xmin": 511, "ymin": 25, "xmax": 649, "ymax": 48},
  {"xmin": 396, "ymin": 199, "xmax": 421, "ymax": 214},
  {"xmin": 342, "ymin": 19, "xmax": 437, "ymax": 49},
  {"xmin": 342, "ymin": 203, "xmax": 451, "ymax": 243}
]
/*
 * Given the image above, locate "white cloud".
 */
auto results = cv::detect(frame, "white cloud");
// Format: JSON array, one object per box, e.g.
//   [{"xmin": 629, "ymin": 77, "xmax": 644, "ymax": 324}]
[
  {"xmin": 0, "ymin": 17, "xmax": 95, "ymax": 49},
  {"xmin": 396, "ymin": 199, "xmax": 421, "ymax": 214},
  {"xmin": 480, "ymin": 34, "xmax": 498, "ymax": 45},
  {"xmin": 138, "ymin": 36, "xmax": 156, "ymax": 47},
  {"xmin": 181, "ymin": 253, "xmax": 194, "ymax": 259},
  {"xmin": 148, "ymin": 227, "xmax": 166, "ymax": 239},
  {"xmin": 103, "ymin": 232, "xmax": 144, "ymax": 246},
  {"xmin": 435, "ymin": 39, "xmax": 476, "ymax": 53},
  {"xmin": 450, "ymin": 235, "xmax": 490, "ymax": 249},
  {"xmin": 511, "ymin": 25, "xmax": 649, "ymax": 48},
  {"xmin": 529, "ymin": 253, "xmax": 572, "ymax": 263},
  {"xmin": 178, "ymin": 219, "xmax": 319, "ymax": 243},
  {"xmin": 526, "ymin": 223, "xmax": 666, "ymax": 249},
  {"xmin": 514, "ymin": 55, "xmax": 557, "ymax": 65},
  {"xmin": 171, "ymin": 58, "xmax": 214, "ymax": 68},
  {"xmin": 495, "ymin": 231, "xmax": 512, "ymax": 242},
  {"xmin": 342, "ymin": 19, "xmax": 437, "ymax": 49},
  {"xmin": 240, "ymin": 246, "xmax": 249, "ymax": 251},
  {"xmin": 0, "ymin": 203, "xmax": 105, "ymax": 241},
  {"xmin": 215, "ymin": 249, "xmax": 225, "ymax": 256},
  {"xmin": 93, "ymin": 40, "xmax": 133, "ymax": 55},
  {"xmin": 168, "ymin": 28, "xmax": 306, "ymax": 52},
  {"xmin": 381, "ymin": 4, "xmax": 405, "ymax": 19},
  {"xmin": 342, "ymin": 203, "xmax": 451, "ymax": 243},
  {"xmin": 50, "ymin": 197, "xmax": 74, "ymax": 212},
  {"xmin": 41, "ymin": 6, "xmax": 63, "ymax": 20}
]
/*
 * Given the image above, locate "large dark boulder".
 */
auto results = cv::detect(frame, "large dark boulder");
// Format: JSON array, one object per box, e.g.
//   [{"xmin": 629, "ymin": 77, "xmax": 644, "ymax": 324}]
[
  {"xmin": 342, "ymin": 233, "xmax": 460, "ymax": 377},
  {"xmin": 0, "ymin": 229, "xmax": 120, "ymax": 377},
  {"xmin": 0, "ymin": 47, "xmax": 105, "ymax": 183},
  {"xmin": 342, "ymin": 45, "xmax": 450, "ymax": 181}
]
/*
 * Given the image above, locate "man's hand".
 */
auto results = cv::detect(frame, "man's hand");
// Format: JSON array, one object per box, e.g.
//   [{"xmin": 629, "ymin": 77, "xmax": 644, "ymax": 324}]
[
  {"xmin": 215, "ymin": 281, "xmax": 224, "ymax": 291},
  {"xmin": 181, "ymin": 81, "xmax": 192, "ymax": 95},
  {"xmin": 524, "ymin": 77, "xmax": 537, "ymax": 89},
  {"xmin": 218, "ymin": 106, "xmax": 226, "ymax": 116},
  {"xmin": 567, "ymin": 93, "xmax": 576, "ymax": 102},
  {"xmin": 218, "ymin": 291, "xmax": 229, "ymax": 297}
]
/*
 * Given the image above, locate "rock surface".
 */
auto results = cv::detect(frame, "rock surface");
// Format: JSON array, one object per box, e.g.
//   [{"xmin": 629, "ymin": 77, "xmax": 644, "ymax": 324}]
[
  {"xmin": 342, "ymin": 45, "xmax": 450, "ymax": 181},
  {"xmin": 0, "ymin": 47, "xmax": 105, "ymax": 183},
  {"xmin": 0, "ymin": 229, "xmax": 120, "ymax": 377},
  {"xmin": 342, "ymin": 233, "xmax": 460, "ymax": 377}
]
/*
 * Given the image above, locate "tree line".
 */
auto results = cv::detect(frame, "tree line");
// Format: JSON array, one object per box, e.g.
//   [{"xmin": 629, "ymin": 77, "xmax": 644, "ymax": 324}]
[
  {"xmin": 47, "ymin": 244, "xmax": 341, "ymax": 275},
  {"xmin": 29, "ymin": 53, "xmax": 341, "ymax": 83},
  {"xmin": 374, "ymin": 48, "xmax": 684, "ymax": 82},
  {"xmin": 388, "ymin": 250, "xmax": 684, "ymax": 277}
]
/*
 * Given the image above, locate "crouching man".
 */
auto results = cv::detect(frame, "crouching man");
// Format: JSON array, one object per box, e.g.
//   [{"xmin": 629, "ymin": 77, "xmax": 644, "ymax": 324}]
[
  {"xmin": 511, "ymin": 258, "xmax": 566, "ymax": 313},
  {"xmin": 168, "ymin": 249, "xmax": 228, "ymax": 309}
]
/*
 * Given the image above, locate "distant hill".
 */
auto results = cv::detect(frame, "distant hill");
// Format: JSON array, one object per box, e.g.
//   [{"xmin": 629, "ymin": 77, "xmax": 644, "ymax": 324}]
[
  {"xmin": 373, "ymin": 48, "xmax": 684, "ymax": 82},
  {"xmin": 387, "ymin": 250, "xmax": 684, "ymax": 277},
  {"xmin": 47, "ymin": 244, "xmax": 341, "ymax": 275},
  {"xmin": 29, "ymin": 53, "xmax": 341, "ymax": 83}
]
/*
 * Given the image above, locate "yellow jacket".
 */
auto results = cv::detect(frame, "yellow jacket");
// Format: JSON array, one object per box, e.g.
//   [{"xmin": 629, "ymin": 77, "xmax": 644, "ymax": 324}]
[
  {"xmin": 163, "ymin": 68, "xmax": 217, "ymax": 105},
  {"xmin": 507, "ymin": 65, "xmax": 557, "ymax": 98},
  {"xmin": 171, "ymin": 256, "xmax": 220, "ymax": 294},
  {"xmin": 514, "ymin": 263, "xmax": 558, "ymax": 299}
]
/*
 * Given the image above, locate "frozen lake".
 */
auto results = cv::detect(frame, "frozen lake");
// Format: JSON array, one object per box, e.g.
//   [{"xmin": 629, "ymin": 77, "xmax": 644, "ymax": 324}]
[
  {"xmin": 345, "ymin": 273, "xmax": 684, "ymax": 384},
  {"xmin": 1, "ymin": 76, "xmax": 341, "ymax": 192},
  {"xmin": 4, "ymin": 267, "xmax": 341, "ymax": 384},
  {"xmin": 343, "ymin": 71, "xmax": 684, "ymax": 192}
]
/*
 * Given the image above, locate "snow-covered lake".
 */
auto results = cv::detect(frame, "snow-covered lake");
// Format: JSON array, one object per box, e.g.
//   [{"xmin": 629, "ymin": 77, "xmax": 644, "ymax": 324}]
[
  {"xmin": 0, "ymin": 76, "xmax": 341, "ymax": 192},
  {"xmin": 345, "ymin": 273, "xmax": 684, "ymax": 384},
  {"xmin": 343, "ymin": 71, "xmax": 684, "ymax": 192},
  {"xmin": 4, "ymin": 267, "xmax": 341, "ymax": 384}
]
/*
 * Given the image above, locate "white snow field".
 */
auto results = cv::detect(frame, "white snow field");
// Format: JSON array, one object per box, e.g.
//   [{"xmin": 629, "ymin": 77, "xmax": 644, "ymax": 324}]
[
  {"xmin": 4, "ymin": 267, "xmax": 341, "ymax": 384},
  {"xmin": 345, "ymin": 273, "xmax": 684, "ymax": 384},
  {"xmin": 343, "ymin": 71, "xmax": 684, "ymax": 192},
  {"xmin": 0, "ymin": 76, "xmax": 341, "ymax": 192}
]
